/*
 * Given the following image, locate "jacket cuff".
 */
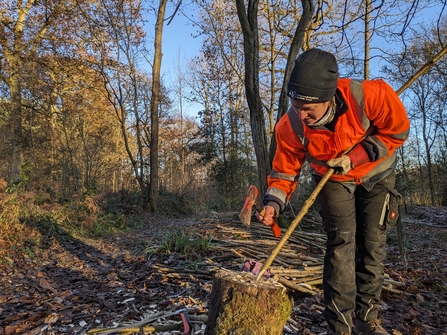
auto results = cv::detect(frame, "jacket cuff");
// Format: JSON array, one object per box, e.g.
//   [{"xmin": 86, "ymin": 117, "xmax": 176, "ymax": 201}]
[
  {"xmin": 347, "ymin": 144, "xmax": 370, "ymax": 167},
  {"xmin": 263, "ymin": 194, "xmax": 284, "ymax": 215},
  {"xmin": 265, "ymin": 202, "xmax": 280, "ymax": 217}
]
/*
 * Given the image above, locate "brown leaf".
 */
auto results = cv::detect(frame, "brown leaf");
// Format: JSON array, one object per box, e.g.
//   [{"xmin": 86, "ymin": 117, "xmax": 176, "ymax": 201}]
[
  {"xmin": 39, "ymin": 278, "xmax": 58, "ymax": 294},
  {"xmin": 409, "ymin": 308, "xmax": 421, "ymax": 317},
  {"xmin": 415, "ymin": 293, "xmax": 425, "ymax": 303},
  {"xmin": 5, "ymin": 325, "xmax": 19, "ymax": 335},
  {"xmin": 44, "ymin": 313, "xmax": 59, "ymax": 324}
]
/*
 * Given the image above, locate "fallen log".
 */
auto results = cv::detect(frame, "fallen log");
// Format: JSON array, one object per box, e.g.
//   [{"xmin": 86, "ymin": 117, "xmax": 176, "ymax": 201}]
[{"xmin": 205, "ymin": 269, "xmax": 292, "ymax": 335}]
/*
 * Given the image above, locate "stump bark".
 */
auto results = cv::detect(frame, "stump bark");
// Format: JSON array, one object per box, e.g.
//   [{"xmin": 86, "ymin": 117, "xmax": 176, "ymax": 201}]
[{"xmin": 205, "ymin": 269, "xmax": 293, "ymax": 335}]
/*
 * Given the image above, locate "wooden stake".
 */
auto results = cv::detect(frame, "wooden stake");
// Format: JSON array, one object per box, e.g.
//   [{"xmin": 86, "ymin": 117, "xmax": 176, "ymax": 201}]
[{"xmin": 255, "ymin": 168, "xmax": 334, "ymax": 280}]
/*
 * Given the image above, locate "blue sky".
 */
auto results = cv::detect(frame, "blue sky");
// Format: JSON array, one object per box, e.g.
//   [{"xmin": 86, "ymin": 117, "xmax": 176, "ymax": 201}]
[
  {"xmin": 162, "ymin": 9, "xmax": 203, "ymax": 117},
  {"xmin": 142, "ymin": 3, "xmax": 203, "ymax": 116},
  {"xmin": 145, "ymin": 1, "xmax": 444, "ymax": 117},
  {"xmin": 160, "ymin": 3, "xmax": 202, "ymax": 76},
  {"xmin": 143, "ymin": 2, "xmax": 203, "ymax": 117}
]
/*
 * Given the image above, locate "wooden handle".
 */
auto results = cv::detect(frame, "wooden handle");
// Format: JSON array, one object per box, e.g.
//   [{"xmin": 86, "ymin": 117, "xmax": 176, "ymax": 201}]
[{"xmin": 269, "ymin": 221, "xmax": 282, "ymax": 238}]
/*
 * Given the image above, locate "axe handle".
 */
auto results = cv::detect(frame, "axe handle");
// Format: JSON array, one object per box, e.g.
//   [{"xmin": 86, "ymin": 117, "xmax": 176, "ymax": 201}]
[
  {"xmin": 256, "ymin": 203, "xmax": 282, "ymax": 238},
  {"xmin": 269, "ymin": 221, "xmax": 282, "ymax": 238}
]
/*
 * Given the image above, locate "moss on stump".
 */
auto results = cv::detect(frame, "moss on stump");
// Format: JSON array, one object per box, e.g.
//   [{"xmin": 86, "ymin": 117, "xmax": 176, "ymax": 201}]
[{"xmin": 205, "ymin": 269, "xmax": 293, "ymax": 335}]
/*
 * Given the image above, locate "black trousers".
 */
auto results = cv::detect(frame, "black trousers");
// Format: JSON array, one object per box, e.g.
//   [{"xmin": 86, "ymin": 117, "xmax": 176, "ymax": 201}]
[{"xmin": 315, "ymin": 173, "xmax": 395, "ymax": 333}]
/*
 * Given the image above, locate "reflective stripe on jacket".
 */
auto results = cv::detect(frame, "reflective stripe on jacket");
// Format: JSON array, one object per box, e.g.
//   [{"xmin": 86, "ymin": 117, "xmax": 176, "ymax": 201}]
[{"xmin": 266, "ymin": 78, "xmax": 410, "ymax": 209}]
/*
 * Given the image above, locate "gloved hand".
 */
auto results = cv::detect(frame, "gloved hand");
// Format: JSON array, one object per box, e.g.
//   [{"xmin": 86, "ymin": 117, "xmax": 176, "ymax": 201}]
[
  {"xmin": 255, "ymin": 205, "xmax": 276, "ymax": 226},
  {"xmin": 327, "ymin": 155, "xmax": 352, "ymax": 174}
]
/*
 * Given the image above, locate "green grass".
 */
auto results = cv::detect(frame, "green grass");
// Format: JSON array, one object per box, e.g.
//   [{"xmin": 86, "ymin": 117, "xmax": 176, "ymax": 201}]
[{"xmin": 143, "ymin": 229, "xmax": 214, "ymax": 261}]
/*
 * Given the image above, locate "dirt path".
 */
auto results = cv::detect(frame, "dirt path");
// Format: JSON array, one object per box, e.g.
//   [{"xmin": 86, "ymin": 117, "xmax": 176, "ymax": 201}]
[{"xmin": 1, "ymin": 209, "xmax": 446, "ymax": 335}]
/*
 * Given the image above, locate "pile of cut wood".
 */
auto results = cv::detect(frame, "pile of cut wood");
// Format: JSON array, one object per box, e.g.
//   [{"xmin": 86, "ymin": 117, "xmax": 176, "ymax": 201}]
[{"xmin": 149, "ymin": 216, "xmax": 408, "ymax": 296}]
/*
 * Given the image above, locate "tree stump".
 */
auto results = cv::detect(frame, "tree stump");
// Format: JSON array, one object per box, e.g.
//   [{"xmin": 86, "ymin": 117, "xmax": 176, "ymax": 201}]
[{"xmin": 205, "ymin": 269, "xmax": 293, "ymax": 335}]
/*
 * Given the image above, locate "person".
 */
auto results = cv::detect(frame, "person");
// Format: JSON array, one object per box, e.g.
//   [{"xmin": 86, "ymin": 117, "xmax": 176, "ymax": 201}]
[{"xmin": 257, "ymin": 48, "xmax": 410, "ymax": 335}]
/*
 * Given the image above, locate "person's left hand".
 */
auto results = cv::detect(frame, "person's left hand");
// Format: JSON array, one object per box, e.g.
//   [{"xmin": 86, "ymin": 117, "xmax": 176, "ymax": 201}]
[{"xmin": 327, "ymin": 156, "xmax": 352, "ymax": 174}]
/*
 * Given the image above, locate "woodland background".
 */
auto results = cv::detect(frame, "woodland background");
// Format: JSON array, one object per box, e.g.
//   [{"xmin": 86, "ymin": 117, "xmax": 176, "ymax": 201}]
[
  {"xmin": 1, "ymin": 0, "xmax": 447, "ymax": 216},
  {"xmin": 1, "ymin": 1, "xmax": 447, "ymax": 334}
]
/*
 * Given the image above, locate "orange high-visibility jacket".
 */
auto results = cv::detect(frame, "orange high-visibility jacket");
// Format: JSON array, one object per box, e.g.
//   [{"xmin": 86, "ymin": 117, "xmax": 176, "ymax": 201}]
[{"xmin": 265, "ymin": 78, "xmax": 410, "ymax": 212}]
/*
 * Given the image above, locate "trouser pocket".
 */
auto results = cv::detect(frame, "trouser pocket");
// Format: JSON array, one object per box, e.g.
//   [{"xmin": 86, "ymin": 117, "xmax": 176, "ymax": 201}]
[{"xmin": 379, "ymin": 188, "xmax": 402, "ymax": 230}]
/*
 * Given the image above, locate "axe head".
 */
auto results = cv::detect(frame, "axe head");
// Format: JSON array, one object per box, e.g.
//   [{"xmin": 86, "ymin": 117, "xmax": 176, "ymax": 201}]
[{"xmin": 238, "ymin": 185, "xmax": 259, "ymax": 228}]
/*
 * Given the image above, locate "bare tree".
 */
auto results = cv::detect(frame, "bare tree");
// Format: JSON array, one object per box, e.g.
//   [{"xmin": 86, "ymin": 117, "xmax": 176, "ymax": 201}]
[
  {"xmin": 364, "ymin": 0, "xmax": 371, "ymax": 79},
  {"xmin": 384, "ymin": 20, "xmax": 447, "ymax": 206},
  {"xmin": 269, "ymin": 0, "xmax": 315, "ymax": 162},
  {"xmin": 235, "ymin": 0, "xmax": 270, "ymax": 193},
  {"xmin": 149, "ymin": 0, "xmax": 169, "ymax": 211},
  {"xmin": 75, "ymin": 0, "xmax": 156, "ymax": 206}
]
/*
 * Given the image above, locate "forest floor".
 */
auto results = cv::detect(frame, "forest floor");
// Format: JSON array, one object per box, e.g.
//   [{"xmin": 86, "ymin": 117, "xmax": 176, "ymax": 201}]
[{"xmin": 1, "ymin": 206, "xmax": 447, "ymax": 335}]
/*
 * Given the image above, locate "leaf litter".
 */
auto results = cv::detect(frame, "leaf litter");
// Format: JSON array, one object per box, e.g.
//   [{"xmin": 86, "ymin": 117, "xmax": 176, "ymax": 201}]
[{"xmin": 0, "ymin": 207, "xmax": 446, "ymax": 335}]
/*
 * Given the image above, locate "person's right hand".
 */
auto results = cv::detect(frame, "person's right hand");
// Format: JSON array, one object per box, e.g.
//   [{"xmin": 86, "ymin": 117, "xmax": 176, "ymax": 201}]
[
  {"xmin": 327, "ymin": 155, "xmax": 352, "ymax": 174},
  {"xmin": 255, "ymin": 205, "xmax": 276, "ymax": 226}
]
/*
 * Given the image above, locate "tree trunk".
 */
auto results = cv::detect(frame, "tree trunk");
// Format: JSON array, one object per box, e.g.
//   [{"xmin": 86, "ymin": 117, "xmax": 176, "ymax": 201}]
[
  {"xmin": 1, "ymin": 0, "xmax": 64, "ymax": 182},
  {"xmin": 235, "ymin": 0, "xmax": 269, "ymax": 194},
  {"xmin": 205, "ymin": 269, "xmax": 292, "ymax": 335},
  {"xmin": 149, "ymin": 0, "xmax": 168, "ymax": 211},
  {"xmin": 269, "ymin": 0, "xmax": 315, "ymax": 163},
  {"xmin": 8, "ymin": 55, "xmax": 24, "ymax": 181}
]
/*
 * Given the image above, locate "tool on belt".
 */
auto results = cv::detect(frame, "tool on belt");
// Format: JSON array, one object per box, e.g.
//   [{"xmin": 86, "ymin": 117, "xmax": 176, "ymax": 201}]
[{"xmin": 238, "ymin": 185, "xmax": 282, "ymax": 238}]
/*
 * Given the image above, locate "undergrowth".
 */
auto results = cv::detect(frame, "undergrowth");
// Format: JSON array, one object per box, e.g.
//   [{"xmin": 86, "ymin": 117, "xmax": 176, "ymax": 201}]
[
  {"xmin": 143, "ymin": 228, "xmax": 215, "ymax": 267},
  {"xmin": 0, "ymin": 190, "xmax": 128, "ymax": 265}
]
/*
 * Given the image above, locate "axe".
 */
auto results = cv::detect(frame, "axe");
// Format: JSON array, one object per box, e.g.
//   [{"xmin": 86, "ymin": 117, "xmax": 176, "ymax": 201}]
[{"xmin": 238, "ymin": 185, "xmax": 282, "ymax": 238}]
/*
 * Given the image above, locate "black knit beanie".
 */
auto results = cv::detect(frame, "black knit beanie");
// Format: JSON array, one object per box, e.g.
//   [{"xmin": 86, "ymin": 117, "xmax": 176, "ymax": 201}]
[{"xmin": 287, "ymin": 49, "xmax": 339, "ymax": 102}]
